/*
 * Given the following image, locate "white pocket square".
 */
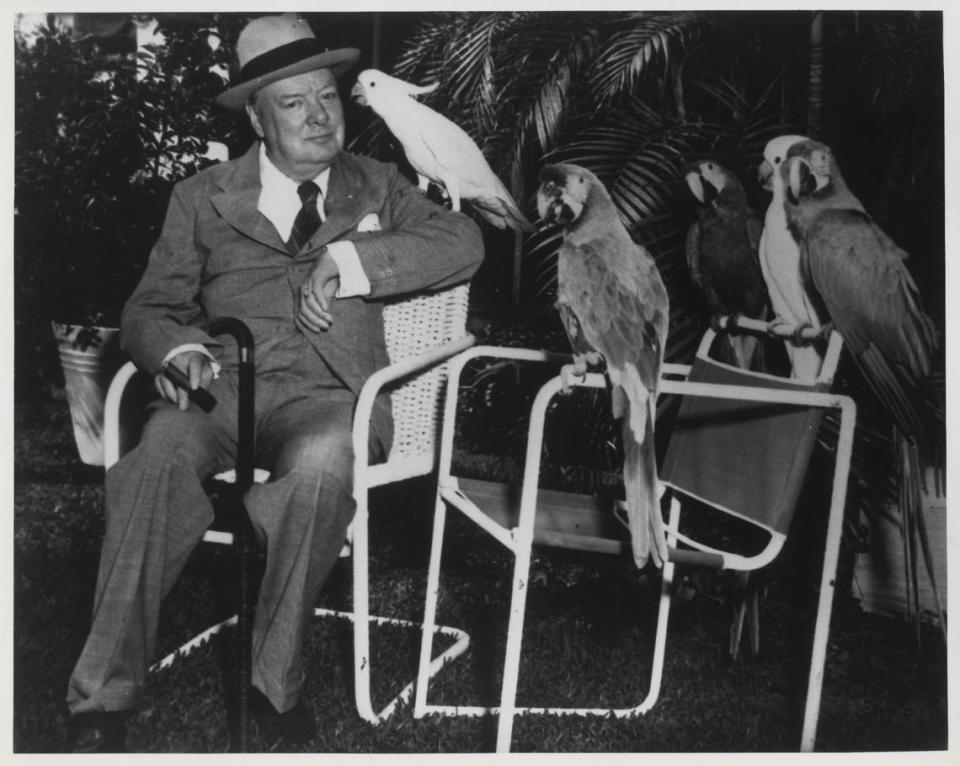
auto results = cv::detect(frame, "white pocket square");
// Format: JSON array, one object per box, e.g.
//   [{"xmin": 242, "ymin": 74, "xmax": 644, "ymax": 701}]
[{"xmin": 357, "ymin": 213, "xmax": 381, "ymax": 233}]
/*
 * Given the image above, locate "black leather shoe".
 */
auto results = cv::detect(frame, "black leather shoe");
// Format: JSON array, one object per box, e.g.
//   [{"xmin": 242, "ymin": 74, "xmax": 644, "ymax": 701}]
[
  {"xmin": 66, "ymin": 711, "xmax": 128, "ymax": 753},
  {"xmin": 249, "ymin": 688, "xmax": 316, "ymax": 748}
]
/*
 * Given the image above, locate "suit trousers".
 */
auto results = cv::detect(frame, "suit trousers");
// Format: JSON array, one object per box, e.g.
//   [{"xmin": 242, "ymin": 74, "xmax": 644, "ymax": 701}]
[{"xmin": 66, "ymin": 332, "xmax": 390, "ymax": 716}]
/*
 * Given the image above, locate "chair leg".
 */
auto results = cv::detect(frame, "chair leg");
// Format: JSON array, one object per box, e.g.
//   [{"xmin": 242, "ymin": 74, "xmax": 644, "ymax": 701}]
[
  {"xmin": 495, "ymin": 529, "xmax": 535, "ymax": 753},
  {"xmin": 729, "ymin": 572, "xmax": 760, "ymax": 660},
  {"xmin": 351, "ymin": 493, "xmax": 377, "ymax": 724},
  {"xmin": 746, "ymin": 582, "xmax": 760, "ymax": 656},
  {"xmin": 414, "ymin": 489, "xmax": 450, "ymax": 717},
  {"xmin": 643, "ymin": 490, "xmax": 682, "ymax": 712},
  {"xmin": 800, "ymin": 397, "xmax": 855, "ymax": 751}
]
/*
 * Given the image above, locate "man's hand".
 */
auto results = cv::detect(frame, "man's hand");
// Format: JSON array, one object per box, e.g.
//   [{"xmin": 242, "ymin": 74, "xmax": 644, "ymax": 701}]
[
  {"xmin": 156, "ymin": 350, "xmax": 216, "ymax": 411},
  {"xmin": 297, "ymin": 249, "xmax": 340, "ymax": 333}
]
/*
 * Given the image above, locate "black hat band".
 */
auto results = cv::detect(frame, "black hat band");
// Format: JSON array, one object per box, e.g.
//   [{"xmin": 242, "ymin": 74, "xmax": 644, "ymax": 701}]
[{"xmin": 239, "ymin": 38, "xmax": 328, "ymax": 83}]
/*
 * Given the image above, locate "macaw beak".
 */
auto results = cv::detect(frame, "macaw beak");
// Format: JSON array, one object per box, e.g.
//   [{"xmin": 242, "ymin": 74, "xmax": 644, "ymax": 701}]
[
  {"xmin": 787, "ymin": 158, "xmax": 816, "ymax": 204},
  {"xmin": 757, "ymin": 159, "xmax": 773, "ymax": 191},
  {"xmin": 684, "ymin": 171, "xmax": 705, "ymax": 204}
]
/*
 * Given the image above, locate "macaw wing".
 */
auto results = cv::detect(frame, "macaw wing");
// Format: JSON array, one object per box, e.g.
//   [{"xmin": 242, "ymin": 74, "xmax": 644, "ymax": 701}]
[
  {"xmin": 559, "ymin": 239, "xmax": 665, "ymax": 395},
  {"xmin": 556, "ymin": 299, "xmax": 593, "ymax": 357},
  {"xmin": 803, "ymin": 208, "xmax": 936, "ymax": 436}
]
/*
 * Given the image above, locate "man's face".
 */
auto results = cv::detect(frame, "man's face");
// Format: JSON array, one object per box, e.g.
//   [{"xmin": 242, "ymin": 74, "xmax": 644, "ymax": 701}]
[{"xmin": 246, "ymin": 68, "xmax": 345, "ymax": 182}]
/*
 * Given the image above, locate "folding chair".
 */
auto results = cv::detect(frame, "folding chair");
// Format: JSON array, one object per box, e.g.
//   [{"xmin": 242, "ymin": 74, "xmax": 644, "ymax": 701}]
[
  {"xmin": 102, "ymin": 282, "xmax": 475, "ymax": 746},
  {"xmin": 414, "ymin": 325, "xmax": 854, "ymax": 753}
]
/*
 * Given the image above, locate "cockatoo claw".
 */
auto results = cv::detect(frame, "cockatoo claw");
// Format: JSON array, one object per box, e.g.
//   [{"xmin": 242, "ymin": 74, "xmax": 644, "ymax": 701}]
[{"xmin": 768, "ymin": 316, "xmax": 807, "ymax": 341}]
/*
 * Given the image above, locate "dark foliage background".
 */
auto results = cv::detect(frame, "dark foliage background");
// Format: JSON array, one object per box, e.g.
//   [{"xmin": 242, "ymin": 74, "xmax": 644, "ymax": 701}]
[{"xmin": 12, "ymin": 11, "xmax": 948, "ymax": 753}]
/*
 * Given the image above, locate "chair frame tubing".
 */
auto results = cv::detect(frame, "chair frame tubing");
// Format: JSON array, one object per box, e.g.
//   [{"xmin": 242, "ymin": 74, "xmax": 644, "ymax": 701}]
[{"xmin": 414, "ymin": 345, "xmax": 856, "ymax": 753}]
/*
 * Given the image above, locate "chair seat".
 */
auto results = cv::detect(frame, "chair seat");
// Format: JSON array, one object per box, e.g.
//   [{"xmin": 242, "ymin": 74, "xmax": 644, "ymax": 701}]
[{"xmin": 660, "ymin": 354, "xmax": 828, "ymax": 535}]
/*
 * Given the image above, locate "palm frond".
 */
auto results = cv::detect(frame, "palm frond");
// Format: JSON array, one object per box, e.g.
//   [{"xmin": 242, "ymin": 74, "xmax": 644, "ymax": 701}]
[
  {"xmin": 497, "ymin": 22, "xmax": 601, "ymax": 188},
  {"xmin": 392, "ymin": 12, "xmax": 468, "ymax": 83},
  {"xmin": 589, "ymin": 11, "xmax": 707, "ymax": 105}
]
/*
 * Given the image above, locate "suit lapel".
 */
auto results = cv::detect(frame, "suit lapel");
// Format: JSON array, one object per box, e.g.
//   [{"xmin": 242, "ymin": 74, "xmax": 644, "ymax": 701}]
[
  {"xmin": 312, "ymin": 154, "xmax": 367, "ymax": 248},
  {"xmin": 209, "ymin": 143, "xmax": 289, "ymax": 254}
]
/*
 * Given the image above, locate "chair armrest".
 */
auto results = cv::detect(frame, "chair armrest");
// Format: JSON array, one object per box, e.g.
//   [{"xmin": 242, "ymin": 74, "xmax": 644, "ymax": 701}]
[
  {"xmin": 103, "ymin": 360, "xmax": 141, "ymax": 469},
  {"xmin": 351, "ymin": 333, "xmax": 477, "ymax": 470}
]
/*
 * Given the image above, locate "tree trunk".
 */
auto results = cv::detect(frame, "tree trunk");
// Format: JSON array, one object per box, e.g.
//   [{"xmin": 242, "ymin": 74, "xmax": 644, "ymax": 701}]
[{"xmin": 806, "ymin": 11, "xmax": 824, "ymax": 138}]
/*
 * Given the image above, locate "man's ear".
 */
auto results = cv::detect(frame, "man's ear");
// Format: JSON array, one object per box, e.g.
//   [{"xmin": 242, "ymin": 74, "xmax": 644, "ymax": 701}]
[{"xmin": 245, "ymin": 101, "xmax": 264, "ymax": 139}]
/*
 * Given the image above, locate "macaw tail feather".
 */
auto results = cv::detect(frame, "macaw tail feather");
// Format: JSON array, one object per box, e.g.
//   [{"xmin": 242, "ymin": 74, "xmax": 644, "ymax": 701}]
[
  {"xmin": 622, "ymin": 416, "xmax": 666, "ymax": 569},
  {"xmin": 898, "ymin": 431, "xmax": 947, "ymax": 646}
]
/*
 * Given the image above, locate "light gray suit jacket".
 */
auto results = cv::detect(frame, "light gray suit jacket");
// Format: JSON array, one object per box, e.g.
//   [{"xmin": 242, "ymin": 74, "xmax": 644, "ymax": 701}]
[{"xmin": 121, "ymin": 142, "xmax": 484, "ymax": 398}]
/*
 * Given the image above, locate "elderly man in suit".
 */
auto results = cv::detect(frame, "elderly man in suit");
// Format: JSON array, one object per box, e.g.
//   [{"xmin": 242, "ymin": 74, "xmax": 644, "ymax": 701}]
[{"xmin": 65, "ymin": 13, "xmax": 484, "ymax": 752}]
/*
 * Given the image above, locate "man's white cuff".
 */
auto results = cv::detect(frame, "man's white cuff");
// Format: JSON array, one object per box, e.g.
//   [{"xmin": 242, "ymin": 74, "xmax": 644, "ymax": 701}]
[
  {"xmin": 326, "ymin": 241, "xmax": 371, "ymax": 298},
  {"xmin": 162, "ymin": 344, "xmax": 221, "ymax": 378}
]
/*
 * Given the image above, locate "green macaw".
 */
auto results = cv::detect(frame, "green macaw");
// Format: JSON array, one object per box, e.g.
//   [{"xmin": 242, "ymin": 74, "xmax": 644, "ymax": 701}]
[
  {"xmin": 782, "ymin": 139, "xmax": 937, "ymax": 442},
  {"xmin": 782, "ymin": 138, "xmax": 942, "ymax": 628},
  {"xmin": 536, "ymin": 163, "xmax": 669, "ymax": 569},
  {"xmin": 684, "ymin": 159, "xmax": 768, "ymax": 370}
]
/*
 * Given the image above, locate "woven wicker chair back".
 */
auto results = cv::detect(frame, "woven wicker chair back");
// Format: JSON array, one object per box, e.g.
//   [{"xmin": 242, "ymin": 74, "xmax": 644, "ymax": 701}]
[{"xmin": 381, "ymin": 283, "xmax": 470, "ymax": 462}]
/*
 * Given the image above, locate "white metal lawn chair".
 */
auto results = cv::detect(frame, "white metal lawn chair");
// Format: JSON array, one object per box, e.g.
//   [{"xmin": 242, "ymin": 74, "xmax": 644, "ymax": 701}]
[
  {"xmin": 103, "ymin": 282, "xmax": 474, "ymax": 732},
  {"xmin": 413, "ymin": 325, "xmax": 854, "ymax": 753}
]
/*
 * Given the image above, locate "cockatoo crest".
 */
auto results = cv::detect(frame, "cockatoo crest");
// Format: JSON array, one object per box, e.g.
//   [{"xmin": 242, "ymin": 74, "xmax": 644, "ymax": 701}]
[{"xmin": 353, "ymin": 69, "xmax": 438, "ymax": 105}]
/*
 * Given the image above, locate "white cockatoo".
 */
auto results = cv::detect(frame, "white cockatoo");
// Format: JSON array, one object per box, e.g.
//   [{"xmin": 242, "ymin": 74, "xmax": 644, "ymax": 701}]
[
  {"xmin": 351, "ymin": 69, "xmax": 535, "ymax": 233},
  {"xmin": 757, "ymin": 135, "xmax": 824, "ymax": 381}
]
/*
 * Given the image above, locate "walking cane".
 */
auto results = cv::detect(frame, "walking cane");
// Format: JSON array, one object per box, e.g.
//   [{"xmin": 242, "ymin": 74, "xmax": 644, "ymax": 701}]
[{"xmin": 166, "ymin": 318, "xmax": 255, "ymax": 752}]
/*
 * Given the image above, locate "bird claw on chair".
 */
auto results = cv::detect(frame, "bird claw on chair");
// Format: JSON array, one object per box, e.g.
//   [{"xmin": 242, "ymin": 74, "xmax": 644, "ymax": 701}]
[
  {"xmin": 560, "ymin": 352, "xmax": 601, "ymax": 391},
  {"xmin": 766, "ymin": 316, "xmax": 792, "ymax": 337},
  {"xmin": 791, "ymin": 322, "xmax": 814, "ymax": 345},
  {"xmin": 767, "ymin": 317, "xmax": 814, "ymax": 345},
  {"xmin": 721, "ymin": 313, "xmax": 744, "ymax": 335}
]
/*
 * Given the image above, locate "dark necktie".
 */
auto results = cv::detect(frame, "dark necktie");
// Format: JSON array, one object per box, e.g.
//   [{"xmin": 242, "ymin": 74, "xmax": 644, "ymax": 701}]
[{"xmin": 287, "ymin": 181, "xmax": 322, "ymax": 252}]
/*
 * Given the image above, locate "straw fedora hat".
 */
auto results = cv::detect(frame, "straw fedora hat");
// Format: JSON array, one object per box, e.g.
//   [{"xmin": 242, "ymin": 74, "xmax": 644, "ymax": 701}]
[{"xmin": 216, "ymin": 14, "xmax": 360, "ymax": 111}]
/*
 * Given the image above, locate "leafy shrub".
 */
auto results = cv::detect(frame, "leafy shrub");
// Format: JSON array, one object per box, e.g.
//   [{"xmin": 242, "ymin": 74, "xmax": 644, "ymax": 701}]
[{"xmin": 14, "ymin": 14, "xmax": 252, "ymax": 399}]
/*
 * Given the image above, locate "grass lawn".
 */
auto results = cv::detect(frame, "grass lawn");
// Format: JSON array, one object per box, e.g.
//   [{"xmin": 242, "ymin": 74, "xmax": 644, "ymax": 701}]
[{"xmin": 13, "ymin": 392, "xmax": 948, "ymax": 753}]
